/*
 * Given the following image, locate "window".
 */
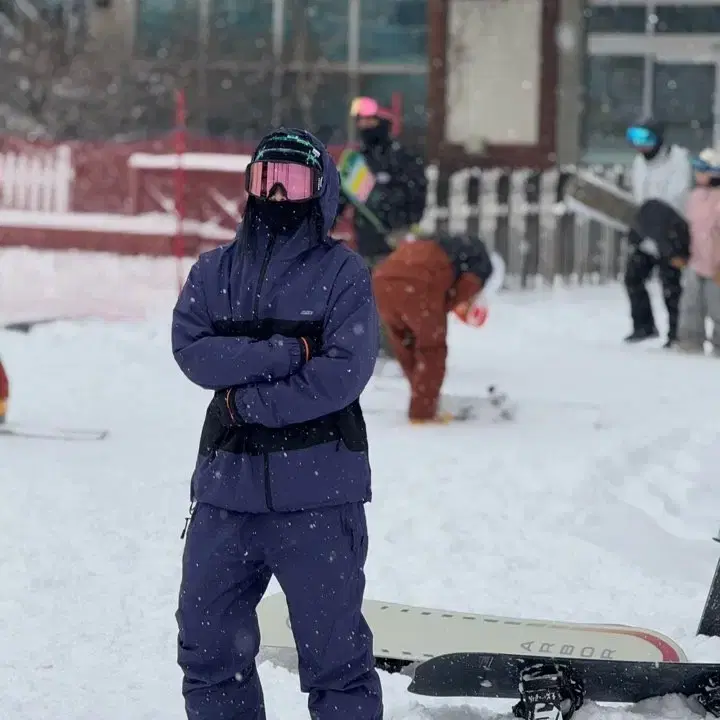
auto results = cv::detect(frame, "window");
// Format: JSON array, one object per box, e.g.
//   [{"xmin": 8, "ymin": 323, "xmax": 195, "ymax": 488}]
[
  {"xmin": 284, "ymin": 0, "xmax": 349, "ymax": 63},
  {"xmin": 208, "ymin": 0, "xmax": 273, "ymax": 62},
  {"xmin": 360, "ymin": 0, "xmax": 427, "ymax": 64},
  {"xmin": 359, "ymin": 72, "xmax": 428, "ymax": 145},
  {"xmin": 585, "ymin": 6, "xmax": 647, "ymax": 33},
  {"xmin": 653, "ymin": 62, "xmax": 715, "ymax": 152},
  {"xmin": 583, "ymin": 55, "xmax": 645, "ymax": 162},
  {"xmin": 136, "ymin": 0, "xmax": 199, "ymax": 60},
  {"xmin": 205, "ymin": 69, "xmax": 275, "ymax": 141},
  {"xmin": 277, "ymin": 71, "xmax": 350, "ymax": 142},
  {"xmin": 653, "ymin": 6, "xmax": 720, "ymax": 33}
]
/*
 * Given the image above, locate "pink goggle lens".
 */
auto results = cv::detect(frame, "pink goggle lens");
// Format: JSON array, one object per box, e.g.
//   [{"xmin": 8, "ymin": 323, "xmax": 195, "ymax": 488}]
[{"xmin": 246, "ymin": 161, "xmax": 320, "ymax": 201}]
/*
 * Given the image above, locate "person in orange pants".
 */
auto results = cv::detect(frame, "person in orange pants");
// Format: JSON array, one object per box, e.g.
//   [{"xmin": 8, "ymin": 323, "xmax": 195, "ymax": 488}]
[
  {"xmin": 0, "ymin": 357, "xmax": 8, "ymax": 424},
  {"xmin": 372, "ymin": 232, "xmax": 495, "ymax": 424}
]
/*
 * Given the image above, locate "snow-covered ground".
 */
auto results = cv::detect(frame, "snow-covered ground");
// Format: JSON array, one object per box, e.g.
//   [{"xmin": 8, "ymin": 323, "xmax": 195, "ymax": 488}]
[{"xmin": 3, "ymin": 248, "xmax": 720, "ymax": 720}]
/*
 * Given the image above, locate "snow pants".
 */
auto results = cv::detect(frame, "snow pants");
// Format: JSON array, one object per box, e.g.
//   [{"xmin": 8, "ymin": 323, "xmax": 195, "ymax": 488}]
[
  {"xmin": 176, "ymin": 502, "xmax": 383, "ymax": 720},
  {"xmin": 372, "ymin": 274, "xmax": 448, "ymax": 421},
  {"xmin": 678, "ymin": 267, "xmax": 720, "ymax": 350},
  {"xmin": 624, "ymin": 248, "xmax": 682, "ymax": 339}
]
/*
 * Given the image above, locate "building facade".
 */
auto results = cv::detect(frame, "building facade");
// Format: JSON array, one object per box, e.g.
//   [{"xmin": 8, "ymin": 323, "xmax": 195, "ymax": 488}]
[
  {"xmin": 20, "ymin": 0, "xmax": 720, "ymax": 169},
  {"xmin": 585, "ymin": 0, "xmax": 720, "ymax": 164},
  {"xmin": 81, "ymin": 0, "xmax": 574, "ymax": 167}
]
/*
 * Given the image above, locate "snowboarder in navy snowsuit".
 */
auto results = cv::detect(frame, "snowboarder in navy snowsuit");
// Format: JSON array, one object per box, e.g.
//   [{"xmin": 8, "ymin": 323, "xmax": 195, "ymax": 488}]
[{"xmin": 171, "ymin": 128, "xmax": 383, "ymax": 720}]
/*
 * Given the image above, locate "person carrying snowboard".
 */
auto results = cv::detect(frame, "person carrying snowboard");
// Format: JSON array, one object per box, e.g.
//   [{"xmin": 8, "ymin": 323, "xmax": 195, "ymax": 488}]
[
  {"xmin": 677, "ymin": 147, "xmax": 720, "ymax": 355},
  {"xmin": 371, "ymin": 231, "xmax": 495, "ymax": 424},
  {"xmin": 337, "ymin": 97, "xmax": 427, "ymax": 360},
  {"xmin": 624, "ymin": 118, "xmax": 692, "ymax": 347},
  {"xmin": 339, "ymin": 96, "xmax": 427, "ymax": 265},
  {"xmin": 171, "ymin": 128, "xmax": 383, "ymax": 720}
]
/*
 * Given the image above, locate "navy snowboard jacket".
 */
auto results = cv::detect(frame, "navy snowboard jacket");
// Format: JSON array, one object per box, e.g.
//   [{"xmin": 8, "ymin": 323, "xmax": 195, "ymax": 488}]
[{"xmin": 171, "ymin": 131, "xmax": 379, "ymax": 513}]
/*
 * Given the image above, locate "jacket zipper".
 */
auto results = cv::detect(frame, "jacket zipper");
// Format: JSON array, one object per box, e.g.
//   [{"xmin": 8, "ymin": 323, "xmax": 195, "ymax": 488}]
[
  {"xmin": 253, "ymin": 237, "xmax": 275, "ymax": 319},
  {"xmin": 254, "ymin": 237, "xmax": 275, "ymax": 510},
  {"xmin": 263, "ymin": 454, "xmax": 274, "ymax": 511}
]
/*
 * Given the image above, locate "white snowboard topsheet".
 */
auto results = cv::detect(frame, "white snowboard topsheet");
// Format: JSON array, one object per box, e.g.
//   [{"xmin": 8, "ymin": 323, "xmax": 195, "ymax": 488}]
[{"xmin": 258, "ymin": 593, "xmax": 687, "ymax": 664}]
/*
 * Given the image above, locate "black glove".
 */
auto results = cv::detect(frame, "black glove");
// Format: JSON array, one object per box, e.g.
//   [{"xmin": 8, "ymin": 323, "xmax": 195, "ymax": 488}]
[
  {"xmin": 209, "ymin": 388, "xmax": 242, "ymax": 428},
  {"xmin": 299, "ymin": 336, "xmax": 322, "ymax": 362}
]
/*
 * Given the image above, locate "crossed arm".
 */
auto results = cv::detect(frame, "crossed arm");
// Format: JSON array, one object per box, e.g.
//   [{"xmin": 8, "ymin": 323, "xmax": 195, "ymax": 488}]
[{"xmin": 172, "ymin": 257, "xmax": 380, "ymax": 426}]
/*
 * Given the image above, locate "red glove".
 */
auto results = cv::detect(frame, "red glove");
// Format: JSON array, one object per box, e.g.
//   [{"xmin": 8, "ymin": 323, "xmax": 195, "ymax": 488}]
[{"xmin": 453, "ymin": 300, "xmax": 489, "ymax": 327}]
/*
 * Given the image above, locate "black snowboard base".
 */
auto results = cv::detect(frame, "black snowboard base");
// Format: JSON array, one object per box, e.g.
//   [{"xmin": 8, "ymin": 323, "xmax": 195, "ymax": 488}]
[{"xmin": 405, "ymin": 652, "xmax": 720, "ymax": 719}]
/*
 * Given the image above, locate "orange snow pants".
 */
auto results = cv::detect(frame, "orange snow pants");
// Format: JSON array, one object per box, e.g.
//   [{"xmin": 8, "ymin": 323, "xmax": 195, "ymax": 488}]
[{"xmin": 372, "ymin": 241, "xmax": 454, "ymax": 421}]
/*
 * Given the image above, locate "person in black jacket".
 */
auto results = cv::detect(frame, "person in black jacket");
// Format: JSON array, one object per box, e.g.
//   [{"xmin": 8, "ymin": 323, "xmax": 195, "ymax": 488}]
[
  {"xmin": 338, "ymin": 96, "xmax": 428, "ymax": 267},
  {"xmin": 625, "ymin": 119, "xmax": 692, "ymax": 346}
]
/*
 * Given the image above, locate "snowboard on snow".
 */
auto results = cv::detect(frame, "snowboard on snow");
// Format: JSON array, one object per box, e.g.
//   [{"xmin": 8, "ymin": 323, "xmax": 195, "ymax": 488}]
[
  {"xmin": 364, "ymin": 380, "xmax": 516, "ymax": 423},
  {"xmin": 257, "ymin": 592, "xmax": 686, "ymax": 666},
  {"xmin": 0, "ymin": 423, "xmax": 108, "ymax": 441},
  {"xmin": 407, "ymin": 651, "xmax": 720, "ymax": 720}
]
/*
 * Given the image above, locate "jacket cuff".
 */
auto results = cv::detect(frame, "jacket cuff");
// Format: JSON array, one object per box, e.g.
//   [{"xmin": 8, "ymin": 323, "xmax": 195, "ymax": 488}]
[{"xmin": 288, "ymin": 338, "xmax": 305, "ymax": 373}]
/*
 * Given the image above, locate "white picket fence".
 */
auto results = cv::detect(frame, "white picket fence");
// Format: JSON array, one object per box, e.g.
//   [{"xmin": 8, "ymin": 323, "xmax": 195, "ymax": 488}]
[
  {"xmin": 0, "ymin": 144, "xmax": 73, "ymax": 213},
  {"xmin": 0, "ymin": 144, "xmax": 633, "ymax": 283}
]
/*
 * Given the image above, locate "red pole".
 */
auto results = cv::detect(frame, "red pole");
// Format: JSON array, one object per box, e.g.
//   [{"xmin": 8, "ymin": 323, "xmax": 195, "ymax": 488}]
[
  {"xmin": 391, "ymin": 91, "xmax": 403, "ymax": 138},
  {"xmin": 173, "ymin": 88, "xmax": 187, "ymax": 294}
]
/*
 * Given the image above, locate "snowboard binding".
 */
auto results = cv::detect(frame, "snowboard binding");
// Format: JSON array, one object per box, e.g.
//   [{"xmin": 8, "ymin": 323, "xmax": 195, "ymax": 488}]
[
  {"xmin": 487, "ymin": 385, "xmax": 514, "ymax": 421},
  {"xmin": 512, "ymin": 663, "xmax": 585, "ymax": 720},
  {"xmin": 695, "ymin": 674, "xmax": 720, "ymax": 717}
]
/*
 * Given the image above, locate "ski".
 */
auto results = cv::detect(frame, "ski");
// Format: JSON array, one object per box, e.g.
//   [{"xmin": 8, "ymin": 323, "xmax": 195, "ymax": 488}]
[{"xmin": 0, "ymin": 424, "xmax": 109, "ymax": 441}]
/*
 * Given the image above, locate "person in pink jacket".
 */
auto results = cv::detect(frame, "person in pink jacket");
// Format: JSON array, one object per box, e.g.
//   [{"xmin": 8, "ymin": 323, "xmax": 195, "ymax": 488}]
[
  {"xmin": 677, "ymin": 148, "xmax": 720, "ymax": 355},
  {"xmin": 0, "ymin": 357, "xmax": 7, "ymax": 424}
]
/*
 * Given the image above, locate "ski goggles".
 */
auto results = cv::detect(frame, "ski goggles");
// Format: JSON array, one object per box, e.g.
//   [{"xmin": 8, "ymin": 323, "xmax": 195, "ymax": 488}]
[
  {"xmin": 245, "ymin": 160, "xmax": 323, "ymax": 202},
  {"xmin": 349, "ymin": 96, "xmax": 394, "ymax": 121},
  {"xmin": 692, "ymin": 158, "xmax": 720, "ymax": 174},
  {"xmin": 693, "ymin": 157, "xmax": 713, "ymax": 172},
  {"xmin": 626, "ymin": 126, "xmax": 657, "ymax": 147}
]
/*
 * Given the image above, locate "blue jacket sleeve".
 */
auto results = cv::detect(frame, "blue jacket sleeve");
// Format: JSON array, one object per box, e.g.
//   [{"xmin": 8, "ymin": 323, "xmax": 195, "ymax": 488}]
[
  {"xmin": 172, "ymin": 260, "xmax": 304, "ymax": 390},
  {"xmin": 233, "ymin": 258, "xmax": 379, "ymax": 427}
]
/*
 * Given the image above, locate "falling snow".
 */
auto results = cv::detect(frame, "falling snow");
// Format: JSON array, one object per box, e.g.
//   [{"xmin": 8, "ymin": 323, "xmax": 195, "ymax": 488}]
[{"xmin": 2, "ymin": 250, "xmax": 720, "ymax": 719}]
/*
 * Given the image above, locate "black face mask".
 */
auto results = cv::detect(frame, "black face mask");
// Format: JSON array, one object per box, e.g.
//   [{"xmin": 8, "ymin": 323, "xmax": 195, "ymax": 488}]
[
  {"xmin": 359, "ymin": 122, "xmax": 390, "ymax": 148},
  {"xmin": 641, "ymin": 140, "xmax": 664, "ymax": 161},
  {"xmin": 254, "ymin": 199, "xmax": 312, "ymax": 235}
]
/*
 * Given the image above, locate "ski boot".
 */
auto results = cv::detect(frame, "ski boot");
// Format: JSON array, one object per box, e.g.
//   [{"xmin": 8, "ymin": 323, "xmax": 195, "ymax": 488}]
[
  {"xmin": 624, "ymin": 326, "xmax": 659, "ymax": 343},
  {"xmin": 512, "ymin": 664, "xmax": 585, "ymax": 720},
  {"xmin": 409, "ymin": 410, "xmax": 457, "ymax": 425}
]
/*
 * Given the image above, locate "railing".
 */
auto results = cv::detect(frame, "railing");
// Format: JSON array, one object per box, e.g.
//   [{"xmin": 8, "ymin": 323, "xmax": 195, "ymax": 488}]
[
  {"xmin": 0, "ymin": 144, "xmax": 73, "ymax": 213},
  {"xmin": 0, "ymin": 137, "xmax": 633, "ymax": 285},
  {"xmin": 423, "ymin": 165, "xmax": 632, "ymax": 287}
]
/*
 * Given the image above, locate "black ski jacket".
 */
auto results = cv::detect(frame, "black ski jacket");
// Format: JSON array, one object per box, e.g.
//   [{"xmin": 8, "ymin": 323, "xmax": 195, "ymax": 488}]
[
  {"xmin": 629, "ymin": 198, "xmax": 690, "ymax": 261},
  {"xmin": 339, "ymin": 139, "xmax": 427, "ymax": 260}
]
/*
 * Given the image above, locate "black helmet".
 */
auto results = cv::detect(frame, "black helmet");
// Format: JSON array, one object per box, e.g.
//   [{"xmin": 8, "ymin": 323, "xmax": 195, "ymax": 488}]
[
  {"xmin": 626, "ymin": 117, "xmax": 665, "ymax": 149},
  {"xmin": 251, "ymin": 128, "xmax": 324, "ymax": 173}
]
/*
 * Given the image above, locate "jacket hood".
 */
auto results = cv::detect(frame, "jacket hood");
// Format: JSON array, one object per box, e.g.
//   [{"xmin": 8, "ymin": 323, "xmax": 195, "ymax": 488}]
[
  {"xmin": 311, "ymin": 127, "xmax": 341, "ymax": 238},
  {"xmin": 242, "ymin": 127, "xmax": 340, "ymax": 245}
]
